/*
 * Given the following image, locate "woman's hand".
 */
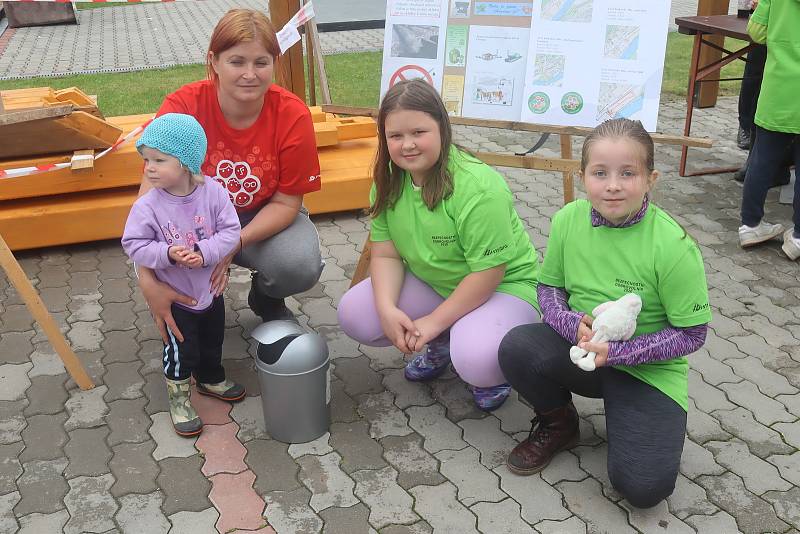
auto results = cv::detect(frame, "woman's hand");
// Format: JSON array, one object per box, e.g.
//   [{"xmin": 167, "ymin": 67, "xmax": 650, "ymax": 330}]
[
  {"xmin": 406, "ymin": 314, "xmax": 448, "ymax": 353},
  {"xmin": 577, "ymin": 314, "xmax": 593, "ymax": 344},
  {"xmin": 138, "ymin": 267, "xmax": 196, "ymax": 343},
  {"xmin": 209, "ymin": 251, "xmax": 235, "ymax": 297},
  {"xmin": 577, "ymin": 337, "xmax": 609, "ymax": 368},
  {"xmin": 378, "ymin": 306, "xmax": 417, "ymax": 354}
]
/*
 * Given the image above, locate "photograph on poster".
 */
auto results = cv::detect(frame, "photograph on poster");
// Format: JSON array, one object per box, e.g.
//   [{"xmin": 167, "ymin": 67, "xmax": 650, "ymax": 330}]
[
  {"xmin": 532, "ymin": 54, "xmax": 565, "ymax": 86},
  {"xmin": 442, "ymin": 74, "xmax": 466, "ymax": 113},
  {"xmin": 604, "ymin": 25, "xmax": 639, "ymax": 60},
  {"xmin": 445, "ymin": 25, "xmax": 469, "ymax": 66},
  {"xmin": 540, "ymin": 0, "xmax": 594, "ymax": 22},
  {"xmin": 392, "ymin": 25, "xmax": 441, "ymax": 59},
  {"xmin": 472, "ymin": 76, "xmax": 515, "ymax": 106},
  {"xmin": 597, "ymin": 82, "xmax": 644, "ymax": 121},
  {"xmin": 450, "ymin": 0, "xmax": 471, "ymax": 17}
]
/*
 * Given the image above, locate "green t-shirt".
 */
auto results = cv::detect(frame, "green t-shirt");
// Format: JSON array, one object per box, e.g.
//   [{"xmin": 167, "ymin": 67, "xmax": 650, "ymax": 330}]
[
  {"xmin": 370, "ymin": 148, "xmax": 540, "ymax": 309},
  {"xmin": 751, "ymin": 0, "xmax": 800, "ymax": 133},
  {"xmin": 540, "ymin": 200, "xmax": 712, "ymax": 410}
]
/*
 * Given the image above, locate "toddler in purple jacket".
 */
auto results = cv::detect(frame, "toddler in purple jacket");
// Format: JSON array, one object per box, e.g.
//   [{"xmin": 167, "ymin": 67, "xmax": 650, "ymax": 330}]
[{"xmin": 122, "ymin": 113, "xmax": 243, "ymax": 437}]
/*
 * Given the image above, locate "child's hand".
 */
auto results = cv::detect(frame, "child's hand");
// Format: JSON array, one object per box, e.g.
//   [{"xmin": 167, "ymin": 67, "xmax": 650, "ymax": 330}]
[
  {"xmin": 406, "ymin": 314, "xmax": 447, "ymax": 353},
  {"xmin": 169, "ymin": 246, "xmax": 204, "ymax": 268},
  {"xmin": 576, "ymin": 314, "xmax": 593, "ymax": 344},
  {"xmin": 378, "ymin": 306, "xmax": 416, "ymax": 354},
  {"xmin": 168, "ymin": 245, "xmax": 191, "ymax": 264},
  {"xmin": 577, "ymin": 337, "xmax": 609, "ymax": 367},
  {"xmin": 181, "ymin": 251, "xmax": 203, "ymax": 269}
]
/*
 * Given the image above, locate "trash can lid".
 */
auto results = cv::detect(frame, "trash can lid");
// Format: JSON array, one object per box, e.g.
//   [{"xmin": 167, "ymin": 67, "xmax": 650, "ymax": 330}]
[{"xmin": 252, "ymin": 321, "xmax": 329, "ymax": 376}]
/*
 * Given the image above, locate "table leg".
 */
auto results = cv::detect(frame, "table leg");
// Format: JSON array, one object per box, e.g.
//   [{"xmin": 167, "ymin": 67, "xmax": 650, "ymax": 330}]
[{"xmin": 680, "ymin": 33, "xmax": 703, "ymax": 177}]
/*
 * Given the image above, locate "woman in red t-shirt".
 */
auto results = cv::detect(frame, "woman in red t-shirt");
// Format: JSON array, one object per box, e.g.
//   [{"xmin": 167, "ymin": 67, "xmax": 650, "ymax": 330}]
[{"xmin": 137, "ymin": 9, "xmax": 323, "ymax": 343}]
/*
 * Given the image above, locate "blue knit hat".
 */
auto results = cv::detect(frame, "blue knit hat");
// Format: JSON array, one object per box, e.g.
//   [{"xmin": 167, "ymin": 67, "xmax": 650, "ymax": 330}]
[{"xmin": 136, "ymin": 113, "xmax": 207, "ymax": 175}]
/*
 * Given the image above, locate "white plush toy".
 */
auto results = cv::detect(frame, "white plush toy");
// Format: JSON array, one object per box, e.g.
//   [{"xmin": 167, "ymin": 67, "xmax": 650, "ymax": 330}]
[{"xmin": 569, "ymin": 293, "xmax": 642, "ymax": 371}]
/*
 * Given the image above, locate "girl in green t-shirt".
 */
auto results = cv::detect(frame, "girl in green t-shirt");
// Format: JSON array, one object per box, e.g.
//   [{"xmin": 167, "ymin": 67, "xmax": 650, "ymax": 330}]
[
  {"xmin": 498, "ymin": 118, "xmax": 712, "ymax": 508},
  {"xmin": 337, "ymin": 79, "xmax": 542, "ymax": 411}
]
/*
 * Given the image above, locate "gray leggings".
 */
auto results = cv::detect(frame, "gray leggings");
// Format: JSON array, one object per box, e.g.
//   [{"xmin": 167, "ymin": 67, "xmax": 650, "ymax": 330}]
[
  {"xmin": 499, "ymin": 323, "xmax": 686, "ymax": 509},
  {"xmin": 234, "ymin": 208, "xmax": 324, "ymax": 299}
]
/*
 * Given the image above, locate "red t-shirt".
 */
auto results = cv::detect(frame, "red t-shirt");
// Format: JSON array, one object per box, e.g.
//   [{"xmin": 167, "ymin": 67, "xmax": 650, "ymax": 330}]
[{"xmin": 157, "ymin": 80, "xmax": 321, "ymax": 212}]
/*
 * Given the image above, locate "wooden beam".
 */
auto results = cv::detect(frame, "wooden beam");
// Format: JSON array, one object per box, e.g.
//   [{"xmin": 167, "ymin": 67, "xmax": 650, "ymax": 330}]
[
  {"xmin": 270, "ymin": 0, "xmax": 306, "ymax": 101},
  {"xmin": 307, "ymin": 11, "xmax": 331, "ymax": 105},
  {"xmin": 560, "ymin": 135, "xmax": 575, "ymax": 204},
  {"xmin": 473, "ymin": 152, "xmax": 580, "ymax": 173},
  {"xmin": 0, "ymin": 232, "xmax": 94, "ymax": 390},
  {"xmin": 695, "ymin": 0, "xmax": 730, "ymax": 108},
  {"xmin": 320, "ymin": 105, "xmax": 714, "ymax": 148}
]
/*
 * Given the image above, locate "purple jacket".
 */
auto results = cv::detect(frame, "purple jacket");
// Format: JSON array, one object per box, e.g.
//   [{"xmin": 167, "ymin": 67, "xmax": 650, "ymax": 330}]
[{"xmin": 122, "ymin": 180, "xmax": 241, "ymax": 312}]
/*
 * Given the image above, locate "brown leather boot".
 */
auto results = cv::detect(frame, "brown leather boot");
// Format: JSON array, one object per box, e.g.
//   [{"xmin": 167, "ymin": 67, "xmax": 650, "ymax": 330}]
[{"xmin": 506, "ymin": 402, "xmax": 579, "ymax": 475}]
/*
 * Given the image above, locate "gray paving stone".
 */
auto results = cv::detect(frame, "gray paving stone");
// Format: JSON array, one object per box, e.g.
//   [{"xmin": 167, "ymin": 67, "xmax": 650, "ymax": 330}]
[
  {"xmin": 708, "ymin": 440, "xmax": 793, "ymax": 495},
  {"xmin": 689, "ymin": 348, "xmax": 739, "ymax": 385},
  {"xmin": 330, "ymin": 379, "xmax": 360, "ymax": 423},
  {"xmin": 68, "ymin": 271, "xmax": 101, "ymax": 296},
  {"xmin": 143, "ymin": 372, "xmax": 170, "ymax": 415},
  {"xmin": 101, "ymin": 330, "xmax": 141, "ymax": 364},
  {"xmin": 540, "ymin": 451, "xmax": 589, "ymax": 485},
  {"xmin": 684, "ymin": 510, "xmax": 743, "ymax": 534},
  {"xmin": 333, "ymin": 356, "xmax": 383, "ymax": 397},
  {"xmin": 14, "ymin": 458, "xmax": 69, "ymax": 516},
  {"xmin": 382, "ymin": 368, "xmax": 436, "ymax": 409},
  {"xmin": 230, "ymin": 395, "xmax": 267, "ymax": 442},
  {"xmin": 571, "ymin": 445, "xmax": 621, "ymax": 501},
  {"xmin": 67, "ymin": 320, "xmax": 104, "ymax": 352},
  {"xmin": 301, "ymin": 297, "xmax": 339, "ymax": 328},
  {"xmin": 319, "ymin": 503, "xmax": 373, "ymax": 534},
  {"xmin": 430, "ymin": 378, "xmax": 488, "ymax": 422},
  {"xmin": 711, "ymin": 406, "xmax": 795, "ymax": 458},
  {"xmin": 769, "ymin": 451, "xmax": 800, "ymax": 488},
  {"xmin": 64, "ymin": 385, "xmax": 109, "ymax": 430},
  {"xmin": 99, "ymin": 278, "xmax": 133, "ymax": 304},
  {"xmin": 107, "ymin": 398, "xmax": 151, "ymax": 446},
  {"xmin": 357, "ymin": 391, "xmax": 412, "ymax": 439},
  {"xmin": 471, "ymin": 498, "xmax": 536, "ymax": 534},
  {"xmin": 621, "ymin": 499, "xmax": 695, "ymax": 534},
  {"xmin": 65, "ymin": 427, "xmax": 111, "ymax": 478},
  {"xmin": 762, "ymin": 487, "xmax": 800, "ymax": 531},
  {"xmin": 739, "ymin": 315, "xmax": 798, "ymax": 349},
  {"xmin": 726, "ymin": 356, "xmax": 798, "ymax": 397},
  {"xmin": 359, "ymin": 344, "xmax": 405, "ymax": 370},
  {"xmin": 100, "ymin": 302, "xmax": 137, "ymax": 333},
  {"xmin": 435, "ymin": 447, "xmax": 505, "ymax": 506},
  {"xmin": 493, "ymin": 390, "xmax": 535, "ymax": 434},
  {"xmin": 556, "ymin": 478, "xmax": 635, "ymax": 534},
  {"xmin": 774, "ymin": 421, "xmax": 800, "ymax": 450},
  {"xmin": 409, "ymin": 482, "xmax": 478, "ymax": 534},
  {"xmin": 696, "ymin": 471, "xmax": 790, "ymax": 534},
  {"xmin": 21, "ymin": 374, "xmax": 67, "ymax": 417},
  {"xmin": 680, "ymin": 437, "xmax": 725, "ymax": 479},
  {"xmin": 263, "ymin": 487, "xmax": 323, "ymax": 534},
  {"xmin": 380, "ymin": 522, "xmax": 433, "ymax": 534},
  {"xmin": 157, "ymin": 456, "xmax": 212, "ymax": 516},
  {"xmin": 282, "ymin": 427, "xmax": 331, "ymax": 456},
  {"xmin": 380, "ymin": 433, "xmax": 445, "ymax": 490},
  {"xmin": 0, "ymin": 305, "xmax": 35, "ymax": 334},
  {"xmin": 0, "ymin": 491, "xmax": 20, "ymax": 534},
  {"xmin": 329, "ymin": 421, "xmax": 387, "ymax": 473},
  {"xmin": 36, "ymin": 265, "xmax": 70, "ymax": 288},
  {"xmin": 67, "ymin": 294, "xmax": 103, "ymax": 322},
  {"xmin": 27, "ymin": 347, "xmax": 66, "ymax": 378},
  {"xmin": 667, "ymin": 473, "xmax": 719, "ymax": 520},
  {"xmin": 103, "ymin": 362, "xmax": 145, "ymax": 402},
  {"xmin": 17, "ymin": 509, "xmax": 70, "ymax": 534},
  {"xmin": 534, "ymin": 516, "xmax": 587, "ymax": 534},
  {"xmin": 0, "ymin": 400, "xmax": 27, "ymax": 445},
  {"xmin": 116, "ymin": 491, "xmax": 170, "ymax": 534},
  {"xmin": 39, "ymin": 286, "xmax": 70, "ymax": 314},
  {"xmin": 459, "ymin": 417, "xmax": 518, "ymax": 469},
  {"xmin": 406, "ymin": 404, "xmax": 468, "ymax": 454},
  {"xmin": 688, "ymin": 369, "xmax": 737, "ymax": 413},
  {"xmin": 0, "ymin": 441, "xmax": 23, "ymax": 494},
  {"xmin": 167, "ymin": 508, "xmax": 219, "ymax": 534},
  {"xmin": 109, "ymin": 441, "xmax": 159, "ymax": 497},
  {"xmin": 20, "ymin": 413, "xmax": 67, "ymax": 462},
  {"xmin": 148, "ymin": 412, "xmax": 198, "ymax": 461},
  {"xmin": 719, "ymin": 381, "xmax": 795, "ymax": 426},
  {"xmin": 246, "ymin": 438, "xmax": 301, "ymax": 495},
  {"xmin": 63, "ymin": 473, "xmax": 118, "ymax": 534},
  {"xmin": 352, "ymin": 466, "xmax": 418, "ymax": 528},
  {"xmin": 297, "ymin": 451, "xmax": 358, "ymax": 512},
  {"xmin": 495, "ymin": 464, "xmax": 571, "ymax": 524},
  {"xmin": 0, "ymin": 362, "xmax": 33, "ymax": 400}
]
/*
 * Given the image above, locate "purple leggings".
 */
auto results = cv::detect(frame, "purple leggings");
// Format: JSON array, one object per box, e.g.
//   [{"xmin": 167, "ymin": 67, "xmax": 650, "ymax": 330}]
[{"xmin": 337, "ymin": 272, "xmax": 541, "ymax": 387}]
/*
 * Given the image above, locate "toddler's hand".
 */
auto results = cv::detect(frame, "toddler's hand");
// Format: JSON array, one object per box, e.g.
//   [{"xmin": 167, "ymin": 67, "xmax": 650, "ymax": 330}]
[
  {"xmin": 168, "ymin": 245, "xmax": 190, "ymax": 264},
  {"xmin": 181, "ymin": 252, "xmax": 204, "ymax": 269}
]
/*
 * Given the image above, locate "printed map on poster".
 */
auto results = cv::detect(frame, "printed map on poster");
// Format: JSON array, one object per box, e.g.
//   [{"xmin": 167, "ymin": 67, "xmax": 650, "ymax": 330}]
[{"xmin": 381, "ymin": 0, "xmax": 669, "ymax": 129}]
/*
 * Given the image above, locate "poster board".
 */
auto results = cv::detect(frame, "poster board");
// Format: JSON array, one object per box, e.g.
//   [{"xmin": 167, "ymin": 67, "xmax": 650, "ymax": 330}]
[{"xmin": 380, "ymin": 0, "xmax": 670, "ymax": 130}]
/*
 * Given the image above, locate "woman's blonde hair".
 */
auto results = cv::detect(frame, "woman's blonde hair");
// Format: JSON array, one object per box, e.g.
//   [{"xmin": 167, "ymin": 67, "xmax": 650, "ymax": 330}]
[{"xmin": 371, "ymin": 79, "xmax": 454, "ymax": 216}]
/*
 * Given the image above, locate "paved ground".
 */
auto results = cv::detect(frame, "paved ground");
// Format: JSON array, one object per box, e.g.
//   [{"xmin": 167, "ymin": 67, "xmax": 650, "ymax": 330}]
[{"xmin": 1, "ymin": 0, "xmax": 800, "ymax": 533}]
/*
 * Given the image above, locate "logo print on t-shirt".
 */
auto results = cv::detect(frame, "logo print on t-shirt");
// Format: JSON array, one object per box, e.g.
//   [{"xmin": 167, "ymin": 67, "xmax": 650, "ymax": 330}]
[{"xmin": 213, "ymin": 160, "xmax": 261, "ymax": 208}]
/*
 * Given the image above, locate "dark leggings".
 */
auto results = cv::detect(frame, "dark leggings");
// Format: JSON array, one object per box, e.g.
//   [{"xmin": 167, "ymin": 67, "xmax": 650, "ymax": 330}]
[{"xmin": 498, "ymin": 323, "xmax": 686, "ymax": 509}]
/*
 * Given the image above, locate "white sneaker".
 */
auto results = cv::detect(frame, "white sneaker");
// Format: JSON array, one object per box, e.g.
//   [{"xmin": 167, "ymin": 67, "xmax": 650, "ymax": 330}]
[
  {"xmin": 739, "ymin": 221, "xmax": 784, "ymax": 247},
  {"xmin": 782, "ymin": 229, "xmax": 800, "ymax": 260}
]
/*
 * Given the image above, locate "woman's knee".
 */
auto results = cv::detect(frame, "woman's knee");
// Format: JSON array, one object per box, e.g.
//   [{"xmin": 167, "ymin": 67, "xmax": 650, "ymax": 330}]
[{"xmin": 608, "ymin": 465, "xmax": 677, "ymax": 509}]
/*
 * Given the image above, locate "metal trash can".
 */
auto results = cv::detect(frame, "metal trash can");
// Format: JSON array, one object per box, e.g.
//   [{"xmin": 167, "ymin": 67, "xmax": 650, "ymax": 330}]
[{"xmin": 252, "ymin": 320, "xmax": 330, "ymax": 443}]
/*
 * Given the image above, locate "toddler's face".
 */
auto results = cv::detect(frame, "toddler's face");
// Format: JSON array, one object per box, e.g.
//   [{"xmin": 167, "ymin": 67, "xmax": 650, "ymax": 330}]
[
  {"xmin": 141, "ymin": 147, "xmax": 188, "ymax": 191},
  {"xmin": 581, "ymin": 138, "xmax": 656, "ymax": 225}
]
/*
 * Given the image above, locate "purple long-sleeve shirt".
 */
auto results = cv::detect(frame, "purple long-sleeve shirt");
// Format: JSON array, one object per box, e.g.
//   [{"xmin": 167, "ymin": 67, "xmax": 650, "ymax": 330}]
[
  {"xmin": 538, "ymin": 196, "xmax": 708, "ymax": 366},
  {"xmin": 122, "ymin": 180, "xmax": 241, "ymax": 312}
]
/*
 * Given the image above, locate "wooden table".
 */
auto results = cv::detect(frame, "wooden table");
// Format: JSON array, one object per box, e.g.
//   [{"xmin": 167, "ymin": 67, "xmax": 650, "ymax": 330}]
[{"xmin": 675, "ymin": 15, "xmax": 757, "ymax": 177}]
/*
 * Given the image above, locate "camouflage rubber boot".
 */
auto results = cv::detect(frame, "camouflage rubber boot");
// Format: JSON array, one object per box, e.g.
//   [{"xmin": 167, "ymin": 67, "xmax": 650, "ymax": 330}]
[
  {"xmin": 196, "ymin": 378, "xmax": 246, "ymax": 402},
  {"xmin": 165, "ymin": 378, "xmax": 203, "ymax": 437}
]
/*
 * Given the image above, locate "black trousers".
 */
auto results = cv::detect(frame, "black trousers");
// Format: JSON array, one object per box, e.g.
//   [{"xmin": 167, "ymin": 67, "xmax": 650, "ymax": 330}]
[
  {"xmin": 163, "ymin": 296, "xmax": 226, "ymax": 383},
  {"xmin": 738, "ymin": 44, "xmax": 767, "ymax": 133},
  {"xmin": 741, "ymin": 126, "xmax": 800, "ymax": 232},
  {"xmin": 499, "ymin": 323, "xmax": 686, "ymax": 509}
]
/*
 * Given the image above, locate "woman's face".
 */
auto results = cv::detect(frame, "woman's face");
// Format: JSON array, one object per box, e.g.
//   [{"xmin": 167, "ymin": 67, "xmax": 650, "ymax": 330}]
[{"xmin": 210, "ymin": 40, "xmax": 274, "ymax": 103}]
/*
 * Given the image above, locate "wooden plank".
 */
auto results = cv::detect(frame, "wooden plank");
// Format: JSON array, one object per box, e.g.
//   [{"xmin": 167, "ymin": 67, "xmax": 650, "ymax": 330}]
[
  {"xmin": 695, "ymin": 0, "xmax": 730, "ymax": 108},
  {"xmin": 270, "ymin": 0, "xmax": 306, "ymax": 100},
  {"xmin": 0, "ymin": 231, "xmax": 94, "ymax": 390},
  {"xmin": 70, "ymin": 150, "xmax": 95, "ymax": 172},
  {"xmin": 560, "ymin": 134, "xmax": 575, "ymax": 204},
  {"xmin": 321, "ymin": 105, "xmax": 714, "ymax": 148},
  {"xmin": 474, "ymin": 152, "xmax": 580, "ymax": 173},
  {"xmin": 350, "ymin": 238, "xmax": 371, "ymax": 288},
  {"xmin": 0, "ymin": 104, "xmax": 73, "ymax": 126},
  {"xmin": 314, "ymin": 122, "xmax": 340, "ymax": 147}
]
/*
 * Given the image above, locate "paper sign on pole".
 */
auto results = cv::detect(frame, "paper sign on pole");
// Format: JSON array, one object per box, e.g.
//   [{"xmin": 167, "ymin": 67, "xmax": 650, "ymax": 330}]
[{"xmin": 380, "ymin": 0, "xmax": 669, "ymax": 130}]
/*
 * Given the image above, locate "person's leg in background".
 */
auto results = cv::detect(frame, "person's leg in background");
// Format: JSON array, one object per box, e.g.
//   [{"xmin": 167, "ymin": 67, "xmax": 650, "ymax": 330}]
[
  {"xmin": 449, "ymin": 292, "xmax": 541, "ymax": 410},
  {"xmin": 236, "ymin": 208, "xmax": 324, "ymax": 322},
  {"xmin": 737, "ymin": 44, "xmax": 767, "ymax": 150},
  {"xmin": 603, "ymin": 369, "xmax": 686, "ymax": 508},
  {"xmin": 740, "ymin": 126, "xmax": 795, "ymax": 247},
  {"xmin": 781, "ymin": 136, "xmax": 800, "ymax": 260}
]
